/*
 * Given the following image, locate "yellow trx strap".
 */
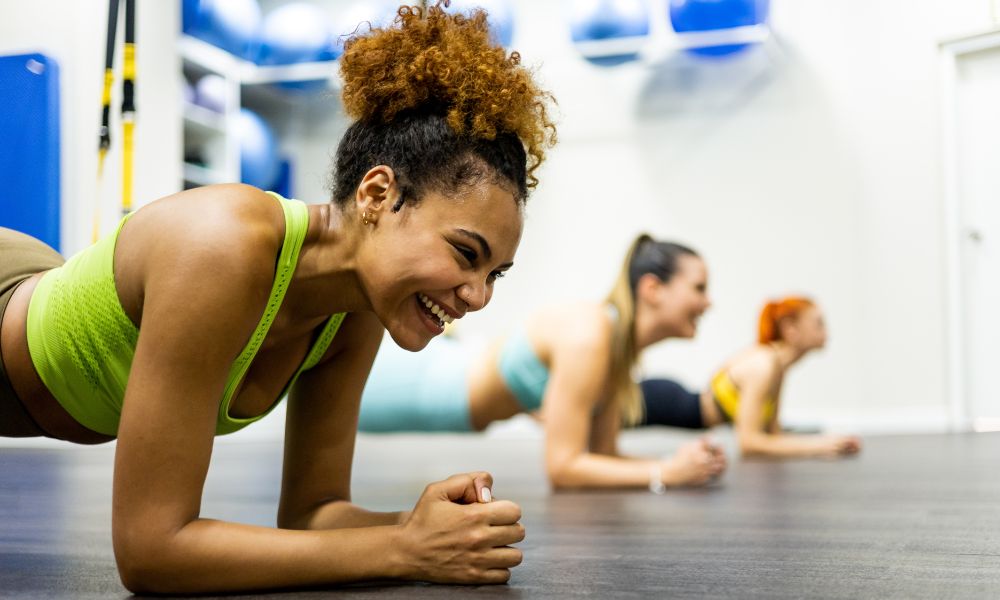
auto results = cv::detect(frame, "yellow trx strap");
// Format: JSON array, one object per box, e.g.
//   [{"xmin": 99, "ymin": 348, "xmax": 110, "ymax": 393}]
[{"xmin": 94, "ymin": 0, "xmax": 136, "ymax": 241}]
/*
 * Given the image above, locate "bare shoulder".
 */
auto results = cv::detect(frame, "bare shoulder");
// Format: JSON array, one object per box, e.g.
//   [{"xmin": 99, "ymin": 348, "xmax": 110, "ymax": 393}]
[
  {"xmin": 730, "ymin": 345, "xmax": 781, "ymax": 387},
  {"xmin": 113, "ymin": 185, "xmax": 289, "ymax": 327},
  {"xmin": 125, "ymin": 185, "xmax": 284, "ymax": 281}
]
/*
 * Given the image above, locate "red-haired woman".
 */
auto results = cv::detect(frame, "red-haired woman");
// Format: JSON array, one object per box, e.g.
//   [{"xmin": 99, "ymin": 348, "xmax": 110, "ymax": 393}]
[{"xmin": 640, "ymin": 297, "xmax": 862, "ymax": 458}]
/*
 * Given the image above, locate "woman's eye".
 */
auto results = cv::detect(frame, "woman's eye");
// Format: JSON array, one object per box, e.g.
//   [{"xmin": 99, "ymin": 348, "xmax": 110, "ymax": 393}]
[
  {"xmin": 453, "ymin": 244, "xmax": 477, "ymax": 264},
  {"xmin": 489, "ymin": 271, "xmax": 506, "ymax": 282}
]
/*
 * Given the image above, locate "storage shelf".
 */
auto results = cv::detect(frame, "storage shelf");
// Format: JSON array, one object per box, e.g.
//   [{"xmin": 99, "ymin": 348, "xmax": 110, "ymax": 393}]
[
  {"xmin": 574, "ymin": 24, "xmax": 772, "ymax": 61},
  {"xmin": 179, "ymin": 35, "xmax": 339, "ymax": 89},
  {"xmin": 183, "ymin": 162, "xmax": 229, "ymax": 187},
  {"xmin": 182, "ymin": 102, "xmax": 226, "ymax": 135},
  {"xmin": 178, "ymin": 33, "xmax": 342, "ymax": 195}
]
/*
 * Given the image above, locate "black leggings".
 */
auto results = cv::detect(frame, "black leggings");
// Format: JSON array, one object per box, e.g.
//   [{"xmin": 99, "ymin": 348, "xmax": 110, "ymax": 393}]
[{"xmin": 638, "ymin": 378, "xmax": 707, "ymax": 429}]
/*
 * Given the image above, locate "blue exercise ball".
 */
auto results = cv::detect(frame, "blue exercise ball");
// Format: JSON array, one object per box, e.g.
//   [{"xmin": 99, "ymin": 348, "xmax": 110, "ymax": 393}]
[
  {"xmin": 669, "ymin": 0, "xmax": 769, "ymax": 57},
  {"xmin": 444, "ymin": 0, "xmax": 515, "ymax": 48},
  {"xmin": 256, "ymin": 3, "xmax": 332, "ymax": 65},
  {"xmin": 183, "ymin": 0, "xmax": 262, "ymax": 60},
  {"xmin": 329, "ymin": 0, "xmax": 400, "ymax": 58},
  {"xmin": 569, "ymin": 0, "xmax": 650, "ymax": 67},
  {"xmin": 183, "ymin": 79, "xmax": 197, "ymax": 105},
  {"xmin": 236, "ymin": 108, "xmax": 280, "ymax": 190},
  {"xmin": 182, "ymin": 0, "xmax": 202, "ymax": 34},
  {"xmin": 194, "ymin": 74, "xmax": 227, "ymax": 113}
]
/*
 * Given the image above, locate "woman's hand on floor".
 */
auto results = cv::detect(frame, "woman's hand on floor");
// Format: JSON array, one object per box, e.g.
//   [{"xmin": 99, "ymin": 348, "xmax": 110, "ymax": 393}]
[
  {"xmin": 661, "ymin": 438, "xmax": 728, "ymax": 486},
  {"xmin": 396, "ymin": 472, "xmax": 525, "ymax": 584},
  {"xmin": 819, "ymin": 435, "xmax": 862, "ymax": 457}
]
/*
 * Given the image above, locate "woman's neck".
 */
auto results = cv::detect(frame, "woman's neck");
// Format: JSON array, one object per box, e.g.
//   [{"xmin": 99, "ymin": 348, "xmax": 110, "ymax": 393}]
[
  {"xmin": 632, "ymin": 304, "xmax": 670, "ymax": 352},
  {"xmin": 282, "ymin": 203, "xmax": 370, "ymax": 318},
  {"xmin": 768, "ymin": 341, "xmax": 808, "ymax": 372}
]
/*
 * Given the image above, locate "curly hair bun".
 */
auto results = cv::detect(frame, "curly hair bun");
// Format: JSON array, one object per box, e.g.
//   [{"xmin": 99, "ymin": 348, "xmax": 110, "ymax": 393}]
[{"xmin": 339, "ymin": 2, "xmax": 556, "ymax": 187}]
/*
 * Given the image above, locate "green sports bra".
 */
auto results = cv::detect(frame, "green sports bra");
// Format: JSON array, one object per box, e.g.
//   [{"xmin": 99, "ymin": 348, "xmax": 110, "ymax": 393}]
[{"xmin": 26, "ymin": 192, "xmax": 344, "ymax": 436}]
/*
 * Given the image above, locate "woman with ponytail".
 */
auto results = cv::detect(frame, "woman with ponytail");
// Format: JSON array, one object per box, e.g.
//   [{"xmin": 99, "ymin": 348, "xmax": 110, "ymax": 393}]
[
  {"xmin": 0, "ymin": 4, "xmax": 556, "ymax": 592},
  {"xmin": 359, "ymin": 233, "xmax": 727, "ymax": 490},
  {"xmin": 640, "ymin": 297, "xmax": 862, "ymax": 458}
]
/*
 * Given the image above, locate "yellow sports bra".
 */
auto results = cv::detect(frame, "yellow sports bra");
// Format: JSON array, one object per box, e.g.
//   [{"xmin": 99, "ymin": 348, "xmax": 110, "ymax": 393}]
[{"xmin": 710, "ymin": 370, "xmax": 777, "ymax": 427}]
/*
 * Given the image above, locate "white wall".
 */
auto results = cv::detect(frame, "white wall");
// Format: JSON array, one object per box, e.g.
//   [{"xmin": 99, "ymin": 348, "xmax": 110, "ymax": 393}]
[{"xmin": 489, "ymin": 0, "xmax": 995, "ymax": 434}]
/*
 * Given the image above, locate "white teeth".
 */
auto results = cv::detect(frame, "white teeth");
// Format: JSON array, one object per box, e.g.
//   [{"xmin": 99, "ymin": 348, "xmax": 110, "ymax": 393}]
[{"xmin": 418, "ymin": 293, "xmax": 456, "ymax": 325}]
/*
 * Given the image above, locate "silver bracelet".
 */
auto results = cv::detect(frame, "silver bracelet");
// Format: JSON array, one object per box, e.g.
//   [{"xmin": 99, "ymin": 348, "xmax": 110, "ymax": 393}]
[{"xmin": 648, "ymin": 464, "xmax": 665, "ymax": 495}]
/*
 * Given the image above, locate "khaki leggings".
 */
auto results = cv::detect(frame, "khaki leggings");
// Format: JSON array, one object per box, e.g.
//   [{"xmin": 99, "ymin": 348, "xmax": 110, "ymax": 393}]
[{"xmin": 0, "ymin": 227, "xmax": 64, "ymax": 437}]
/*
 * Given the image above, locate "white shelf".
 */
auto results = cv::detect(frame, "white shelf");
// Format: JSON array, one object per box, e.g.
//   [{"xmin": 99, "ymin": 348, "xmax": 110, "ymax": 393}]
[
  {"xmin": 178, "ymin": 34, "xmax": 341, "ymax": 194},
  {"xmin": 182, "ymin": 102, "xmax": 226, "ymax": 135},
  {"xmin": 179, "ymin": 34, "xmax": 339, "ymax": 88},
  {"xmin": 178, "ymin": 35, "xmax": 243, "ymax": 76},
  {"xmin": 183, "ymin": 162, "xmax": 229, "ymax": 186},
  {"xmin": 242, "ymin": 61, "xmax": 339, "ymax": 87},
  {"xmin": 574, "ymin": 24, "xmax": 772, "ymax": 62}
]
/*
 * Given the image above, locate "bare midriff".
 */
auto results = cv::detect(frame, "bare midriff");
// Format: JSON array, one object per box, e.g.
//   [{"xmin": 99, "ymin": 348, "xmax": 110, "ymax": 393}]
[{"xmin": 0, "ymin": 273, "xmax": 115, "ymax": 444}]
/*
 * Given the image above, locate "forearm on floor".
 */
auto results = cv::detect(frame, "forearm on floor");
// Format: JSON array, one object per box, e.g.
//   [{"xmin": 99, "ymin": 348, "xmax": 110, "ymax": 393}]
[
  {"xmin": 117, "ymin": 517, "xmax": 406, "ymax": 595},
  {"xmin": 739, "ymin": 432, "xmax": 826, "ymax": 457},
  {"xmin": 548, "ymin": 452, "xmax": 659, "ymax": 490}
]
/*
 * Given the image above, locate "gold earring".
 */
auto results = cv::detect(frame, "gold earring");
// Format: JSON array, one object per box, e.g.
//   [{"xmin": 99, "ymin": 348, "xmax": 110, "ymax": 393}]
[{"xmin": 361, "ymin": 210, "xmax": 371, "ymax": 226}]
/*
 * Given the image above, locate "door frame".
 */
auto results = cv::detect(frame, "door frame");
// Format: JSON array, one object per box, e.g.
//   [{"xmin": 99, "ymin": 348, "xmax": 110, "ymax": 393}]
[{"xmin": 940, "ymin": 27, "xmax": 1000, "ymax": 432}]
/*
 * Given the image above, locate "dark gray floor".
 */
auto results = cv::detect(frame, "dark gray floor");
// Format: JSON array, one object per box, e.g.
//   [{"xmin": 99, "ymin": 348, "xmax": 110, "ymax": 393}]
[{"xmin": 2, "ymin": 429, "xmax": 999, "ymax": 599}]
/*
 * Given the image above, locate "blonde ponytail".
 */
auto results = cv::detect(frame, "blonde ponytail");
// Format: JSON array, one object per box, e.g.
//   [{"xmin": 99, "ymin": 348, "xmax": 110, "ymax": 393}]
[{"xmin": 604, "ymin": 235, "xmax": 650, "ymax": 426}]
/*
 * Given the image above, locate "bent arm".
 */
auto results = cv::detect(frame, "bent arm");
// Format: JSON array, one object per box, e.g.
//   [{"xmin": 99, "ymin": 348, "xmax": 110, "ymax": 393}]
[
  {"xmin": 279, "ymin": 312, "xmax": 408, "ymax": 531},
  {"xmin": 112, "ymin": 242, "xmax": 409, "ymax": 594},
  {"xmin": 734, "ymin": 370, "xmax": 841, "ymax": 458},
  {"xmin": 539, "ymin": 319, "xmax": 675, "ymax": 490}
]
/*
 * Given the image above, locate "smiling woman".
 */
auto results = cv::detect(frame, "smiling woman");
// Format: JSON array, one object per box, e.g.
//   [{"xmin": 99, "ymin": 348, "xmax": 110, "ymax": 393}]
[{"xmin": 0, "ymin": 3, "xmax": 555, "ymax": 595}]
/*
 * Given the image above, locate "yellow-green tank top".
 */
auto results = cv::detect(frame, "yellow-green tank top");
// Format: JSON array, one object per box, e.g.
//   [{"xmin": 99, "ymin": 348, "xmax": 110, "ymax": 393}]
[{"xmin": 26, "ymin": 192, "xmax": 344, "ymax": 436}]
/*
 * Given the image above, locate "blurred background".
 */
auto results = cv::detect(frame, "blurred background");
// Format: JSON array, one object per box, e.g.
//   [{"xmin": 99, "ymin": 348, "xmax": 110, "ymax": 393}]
[{"xmin": 2, "ymin": 0, "xmax": 1000, "ymax": 442}]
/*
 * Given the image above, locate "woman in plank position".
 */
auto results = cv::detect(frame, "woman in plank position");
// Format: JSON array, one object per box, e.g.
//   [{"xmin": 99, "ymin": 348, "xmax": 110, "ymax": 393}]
[
  {"xmin": 360, "ymin": 234, "xmax": 727, "ymax": 490},
  {"xmin": 640, "ymin": 296, "xmax": 862, "ymax": 458},
  {"xmin": 0, "ymin": 4, "xmax": 555, "ymax": 593}
]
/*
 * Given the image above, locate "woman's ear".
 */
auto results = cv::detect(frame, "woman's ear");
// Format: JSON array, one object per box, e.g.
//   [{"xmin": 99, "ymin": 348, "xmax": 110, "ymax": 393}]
[
  {"xmin": 777, "ymin": 317, "xmax": 798, "ymax": 343},
  {"xmin": 635, "ymin": 273, "xmax": 664, "ymax": 306},
  {"xmin": 355, "ymin": 165, "xmax": 397, "ymax": 220}
]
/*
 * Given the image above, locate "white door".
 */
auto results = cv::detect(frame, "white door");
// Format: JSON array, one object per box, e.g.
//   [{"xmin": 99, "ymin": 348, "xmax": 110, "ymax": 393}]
[{"xmin": 955, "ymin": 45, "xmax": 1000, "ymax": 431}]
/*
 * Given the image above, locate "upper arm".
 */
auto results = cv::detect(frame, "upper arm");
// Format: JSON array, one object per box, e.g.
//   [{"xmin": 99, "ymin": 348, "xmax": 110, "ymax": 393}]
[
  {"xmin": 112, "ymin": 233, "xmax": 273, "ymax": 557},
  {"xmin": 733, "ymin": 355, "xmax": 780, "ymax": 443},
  {"xmin": 278, "ymin": 311, "xmax": 384, "ymax": 528},
  {"xmin": 766, "ymin": 394, "xmax": 782, "ymax": 434},
  {"xmin": 588, "ymin": 400, "xmax": 622, "ymax": 456},
  {"xmin": 539, "ymin": 319, "xmax": 614, "ymax": 477}
]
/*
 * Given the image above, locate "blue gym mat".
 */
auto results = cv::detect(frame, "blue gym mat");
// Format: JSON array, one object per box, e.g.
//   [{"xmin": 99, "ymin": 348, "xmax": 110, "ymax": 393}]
[{"xmin": 0, "ymin": 53, "xmax": 61, "ymax": 252}]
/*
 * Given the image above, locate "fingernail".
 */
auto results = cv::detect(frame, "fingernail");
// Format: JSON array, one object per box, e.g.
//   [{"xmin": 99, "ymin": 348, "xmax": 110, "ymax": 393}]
[{"xmin": 481, "ymin": 487, "xmax": 492, "ymax": 503}]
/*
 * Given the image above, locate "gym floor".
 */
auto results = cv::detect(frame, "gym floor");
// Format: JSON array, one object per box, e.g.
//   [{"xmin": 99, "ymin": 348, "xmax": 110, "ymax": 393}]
[{"xmin": 2, "ymin": 428, "xmax": 999, "ymax": 599}]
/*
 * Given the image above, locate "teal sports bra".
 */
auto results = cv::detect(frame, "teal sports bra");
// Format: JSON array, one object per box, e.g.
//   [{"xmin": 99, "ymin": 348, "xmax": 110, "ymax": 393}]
[{"xmin": 496, "ymin": 329, "xmax": 549, "ymax": 411}]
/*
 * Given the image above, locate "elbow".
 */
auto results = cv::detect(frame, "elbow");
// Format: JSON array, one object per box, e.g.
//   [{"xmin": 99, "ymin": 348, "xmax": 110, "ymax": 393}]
[
  {"xmin": 114, "ymin": 528, "xmax": 188, "ymax": 594},
  {"xmin": 738, "ymin": 434, "xmax": 769, "ymax": 457},
  {"xmin": 545, "ymin": 461, "xmax": 578, "ymax": 491},
  {"xmin": 116, "ymin": 551, "xmax": 173, "ymax": 595}
]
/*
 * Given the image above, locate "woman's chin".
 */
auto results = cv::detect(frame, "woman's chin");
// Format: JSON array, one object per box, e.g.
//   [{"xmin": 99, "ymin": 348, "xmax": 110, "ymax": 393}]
[
  {"xmin": 677, "ymin": 324, "xmax": 698, "ymax": 339},
  {"xmin": 385, "ymin": 327, "xmax": 432, "ymax": 352}
]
